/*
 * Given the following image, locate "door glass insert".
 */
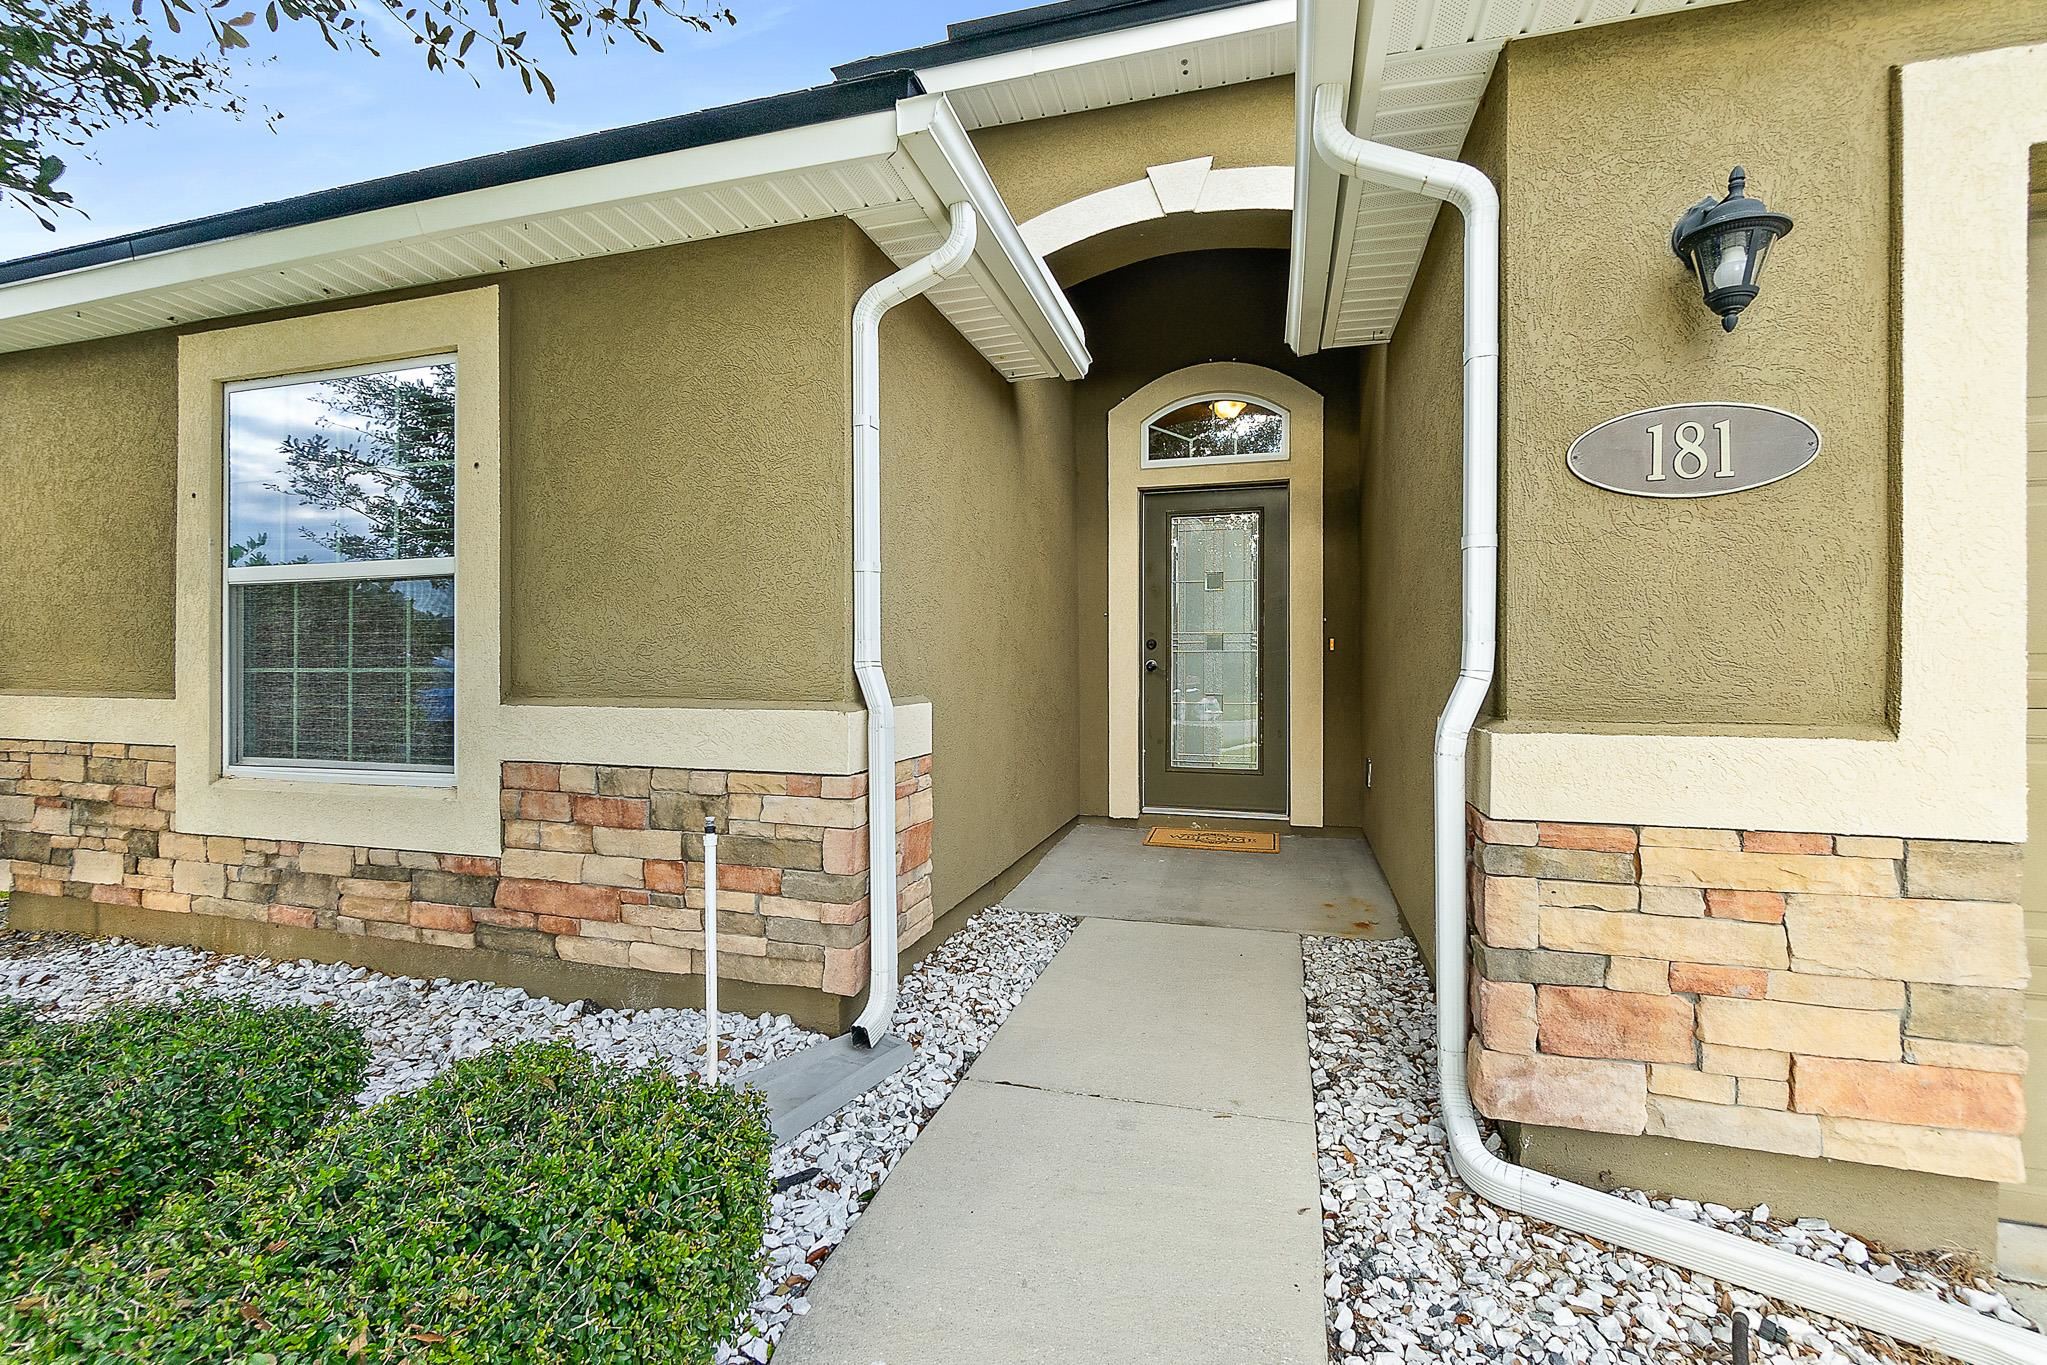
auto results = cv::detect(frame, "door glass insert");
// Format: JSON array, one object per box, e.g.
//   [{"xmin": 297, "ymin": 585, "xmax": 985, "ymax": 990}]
[{"xmin": 1168, "ymin": 509, "xmax": 1261, "ymax": 771}]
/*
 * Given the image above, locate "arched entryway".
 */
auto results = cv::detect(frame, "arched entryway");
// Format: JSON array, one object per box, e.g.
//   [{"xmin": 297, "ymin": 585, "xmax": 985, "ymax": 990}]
[{"xmin": 1107, "ymin": 363, "xmax": 1325, "ymax": 823}]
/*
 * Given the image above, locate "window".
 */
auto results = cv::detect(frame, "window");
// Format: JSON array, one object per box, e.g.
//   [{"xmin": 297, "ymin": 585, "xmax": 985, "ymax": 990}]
[
  {"xmin": 224, "ymin": 357, "xmax": 457, "ymax": 779},
  {"xmin": 1143, "ymin": 394, "xmax": 1288, "ymax": 467}
]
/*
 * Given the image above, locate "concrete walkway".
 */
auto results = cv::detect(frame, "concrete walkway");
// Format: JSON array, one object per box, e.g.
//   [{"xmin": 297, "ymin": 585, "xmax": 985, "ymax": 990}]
[
  {"xmin": 774, "ymin": 916, "xmax": 1327, "ymax": 1365},
  {"xmin": 1003, "ymin": 820, "xmax": 1402, "ymax": 939}
]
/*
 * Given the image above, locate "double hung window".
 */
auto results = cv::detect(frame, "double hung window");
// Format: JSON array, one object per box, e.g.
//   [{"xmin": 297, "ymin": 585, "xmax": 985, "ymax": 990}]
[{"xmin": 223, "ymin": 357, "xmax": 457, "ymax": 779}]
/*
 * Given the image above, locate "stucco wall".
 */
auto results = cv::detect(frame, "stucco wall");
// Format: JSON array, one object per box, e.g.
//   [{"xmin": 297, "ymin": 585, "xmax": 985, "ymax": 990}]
[
  {"xmin": 1068, "ymin": 248, "xmax": 1365, "ymax": 826},
  {"xmin": 1358, "ymin": 87, "xmax": 1503, "ymax": 960},
  {"xmin": 504, "ymin": 219, "xmax": 852, "ymax": 703},
  {"xmin": 970, "ymin": 77, "xmax": 1294, "ymax": 224},
  {"xmin": 0, "ymin": 333, "xmax": 178, "ymax": 696},
  {"xmin": 1493, "ymin": 0, "xmax": 2047, "ymax": 732},
  {"xmin": 861, "ymin": 236, "xmax": 1083, "ymax": 914},
  {"xmin": 0, "ymin": 222, "xmax": 859, "ymax": 708}
]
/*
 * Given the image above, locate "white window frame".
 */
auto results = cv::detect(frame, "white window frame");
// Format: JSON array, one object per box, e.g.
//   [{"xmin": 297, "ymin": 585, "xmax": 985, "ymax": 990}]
[
  {"xmin": 1140, "ymin": 391, "xmax": 1291, "ymax": 469},
  {"xmin": 220, "ymin": 353, "xmax": 459, "ymax": 787}
]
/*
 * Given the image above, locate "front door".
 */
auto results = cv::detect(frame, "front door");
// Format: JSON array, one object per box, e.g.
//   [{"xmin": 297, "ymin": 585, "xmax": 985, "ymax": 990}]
[{"xmin": 1139, "ymin": 486, "xmax": 1289, "ymax": 816}]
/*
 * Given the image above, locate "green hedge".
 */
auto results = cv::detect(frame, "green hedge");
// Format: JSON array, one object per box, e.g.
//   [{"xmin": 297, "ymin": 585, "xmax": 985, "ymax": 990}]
[
  {"xmin": 0, "ymin": 998, "xmax": 369, "ymax": 1263},
  {"xmin": 8, "ymin": 1041, "xmax": 774, "ymax": 1364}
]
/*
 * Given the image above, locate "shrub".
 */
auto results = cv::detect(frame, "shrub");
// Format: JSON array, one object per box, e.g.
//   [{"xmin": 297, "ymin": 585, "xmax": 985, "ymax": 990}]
[
  {"xmin": 0, "ymin": 997, "xmax": 369, "ymax": 1264},
  {"xmin": 9, "ymin": 1041, "xmax": 774, "ymax": 1365}
]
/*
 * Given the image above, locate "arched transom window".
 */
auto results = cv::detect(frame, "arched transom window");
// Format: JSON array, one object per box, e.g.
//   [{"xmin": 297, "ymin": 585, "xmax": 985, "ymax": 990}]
[{"xmin": 1142, "ymin": 394, "xmax": 1289, "ymax": 468}]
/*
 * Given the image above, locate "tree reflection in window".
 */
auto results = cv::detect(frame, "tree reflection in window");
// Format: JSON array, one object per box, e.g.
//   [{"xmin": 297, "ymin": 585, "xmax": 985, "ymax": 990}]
[{"xmin": 1144, "ymin": 396, "xmax": 1286, "ymax": 465}]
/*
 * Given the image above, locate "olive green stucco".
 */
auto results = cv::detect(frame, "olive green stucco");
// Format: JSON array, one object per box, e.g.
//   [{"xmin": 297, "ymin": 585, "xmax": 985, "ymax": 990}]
[
  {"xmin": 971, "ymin": 77, "xmax": 1294, "ymax": 224},
  {"xmin": 861, "ymin": 234, "xmax": 1084, "ymax": 917},
  {"xmin": 1067, "ymin": 248, "xmax": 1366, "ymax": 827},
  {"xmin": 1512, "ymin": 1123, "xmax": 1999, "ymax": 1257},
  {"xmin": 0, "ymin": 223, "xmax": 859, "ymax": 706},
  {"xmin": 504, "ymin": 220, "xmax": 853, "ymax": 704},
  {"xmin": 1491, "ymin": 0, "xmax": 2047, "ymax": 732},
  {"xmin": 1356, "ymin": 85, "xmax": 1503, "ymax": 960},
  {"xmin": 0, "ymin": 332, "xmax": 178, "ymax": 696}
]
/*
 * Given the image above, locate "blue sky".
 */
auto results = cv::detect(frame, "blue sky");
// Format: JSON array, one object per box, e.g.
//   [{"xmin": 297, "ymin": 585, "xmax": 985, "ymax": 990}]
[{"xmin": 0, "ymin": 1, "xmax": 966, "ymax": 262}]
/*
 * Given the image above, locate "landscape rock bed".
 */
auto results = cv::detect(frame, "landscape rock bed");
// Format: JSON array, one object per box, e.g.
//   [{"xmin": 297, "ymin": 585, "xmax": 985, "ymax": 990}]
[
  {"xmin": 1306, "ymin": 933, "xmax": 2038, "ymax": 1365},
  {"xmin": 0, "ymin": 902, "xmax": 1074, "ymax": 1364}
]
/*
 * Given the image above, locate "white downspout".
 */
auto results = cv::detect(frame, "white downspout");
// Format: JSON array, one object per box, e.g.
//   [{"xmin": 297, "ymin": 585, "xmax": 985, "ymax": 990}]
[
  {"xmin": 1311, "ymin": 84, "xmax": 2042, "ymax": 1365},
  {"xmin": 849, "ymin": 202, "xmax": 979, "ymax": 1046}
]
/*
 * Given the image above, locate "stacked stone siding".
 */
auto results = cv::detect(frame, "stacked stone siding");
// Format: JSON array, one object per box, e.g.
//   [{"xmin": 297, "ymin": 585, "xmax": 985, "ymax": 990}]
[
  {"xmin": 1466, "ymin": 808, "xmax": 2028, "ymax": 1185},
  {"xmin": 0, "ymin": 739, "xmax": 935, "ymax": 1000}
]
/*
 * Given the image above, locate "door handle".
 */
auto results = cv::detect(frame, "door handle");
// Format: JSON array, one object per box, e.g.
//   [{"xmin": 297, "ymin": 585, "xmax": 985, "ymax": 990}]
[{"xmin": 1144, "ymin": 659, "xmax": 1159, "ymax": 673}]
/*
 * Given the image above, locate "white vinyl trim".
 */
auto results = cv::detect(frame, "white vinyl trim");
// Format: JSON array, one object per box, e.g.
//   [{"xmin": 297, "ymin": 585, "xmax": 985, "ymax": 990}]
[
  {"xmin": 220, "ymin": 353, "xmax": 456, "ymax": 396},
  {"xmin": 894, "ymin": 94, "xmax": 1090, "ymax": 381},
  {"xmin": 0, "ymin": 98, "xmax": 1086, "ymax": 383},
  {"xmin": 1289, "ymin": 0, "xmax": 1749, "ymax": 354},
  {"xmin": 910, "ymin": 1, "xmax": 1293, "ymax": 102},
  {"xmin": 225, "ymin": 557, "xmax": 457, "ymax": 586},
  {"xmin": 0, "ymin": 113, "xmax": 896, "ymax": 320},
  {"xmin": 223, "ymin": 762, "xmax": 458, "ymax": 787}
]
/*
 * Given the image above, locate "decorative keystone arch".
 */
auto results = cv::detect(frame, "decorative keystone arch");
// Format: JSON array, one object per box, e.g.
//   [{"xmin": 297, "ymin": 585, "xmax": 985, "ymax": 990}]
[{"xmin": 1020, "ymin": 157, "xmax": 1294, "ymax": 260}]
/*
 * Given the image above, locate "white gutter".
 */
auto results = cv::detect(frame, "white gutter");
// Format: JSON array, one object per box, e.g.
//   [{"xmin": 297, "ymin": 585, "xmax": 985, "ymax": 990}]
[
  {"xmin": 1310, "ymin": 83, "xmax": 2044, "ymax": 1365},
  {"xmin": 893, "ymin": 93, "xmax": 1089, "ymax": 382},
  {"xmin": 849, "ymin": 201, "xmax": 979, "ymax": 1046}
]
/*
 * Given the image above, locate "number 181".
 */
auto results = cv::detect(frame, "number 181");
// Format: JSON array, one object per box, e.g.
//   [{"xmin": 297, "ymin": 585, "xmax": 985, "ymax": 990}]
[{"xmin": 1646, "ymin": 419, "xmax": 1734, "ymax": 481}]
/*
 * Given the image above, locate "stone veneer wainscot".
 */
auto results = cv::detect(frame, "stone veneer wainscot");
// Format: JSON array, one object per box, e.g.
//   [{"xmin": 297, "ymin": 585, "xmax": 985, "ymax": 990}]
[
  {"xmin": 0, "ymin": 740, "xmax": 936, "ymax": 1001},
  {"xmin": 1465, "ymin": 808, "xmax": 2028, "ymax": 1185}
]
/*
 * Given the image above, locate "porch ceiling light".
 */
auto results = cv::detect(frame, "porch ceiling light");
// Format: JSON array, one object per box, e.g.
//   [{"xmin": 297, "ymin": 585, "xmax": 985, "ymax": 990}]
[
  {"xmin": 1670, "ymin": 166, "xmax": 1793, "ymax": 332},
  {"xmin": 1210, "ymin": 398, "xmax": 1248, "ymax": 421}
]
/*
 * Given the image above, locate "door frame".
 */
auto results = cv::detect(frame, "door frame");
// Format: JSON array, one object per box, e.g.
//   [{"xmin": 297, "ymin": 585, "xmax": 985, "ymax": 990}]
[
  {"xmin": 1140, "ymin": 484, "xmax": 1291, "ymax": 816},
  {"xmin": 1107, "ymin": 362, "xmax": 1325, "ymax": 825}
]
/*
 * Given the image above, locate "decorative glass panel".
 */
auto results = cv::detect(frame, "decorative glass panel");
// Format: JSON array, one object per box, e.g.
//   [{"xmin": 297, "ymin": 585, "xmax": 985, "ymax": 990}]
[
  {"xmin": 227, "ymin": 361, "xmax": 456, "ymax": 566},
  {"xmin": 1145, "ymin": 397, "xmax": 1285, "ymax": 465},
  {"xmin": 1168, "ymin": 510, "xmax": 1260, "ymax": 771},
  {"xmin": 233, "ymin": 577, "xmax": 455, "ymax": 770}
]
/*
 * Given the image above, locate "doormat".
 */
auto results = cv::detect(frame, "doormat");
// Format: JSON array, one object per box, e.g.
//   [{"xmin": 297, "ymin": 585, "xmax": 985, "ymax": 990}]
[{"xmin": 1142, "ymin": 827, "xmax": 1281, "ymax": 854}]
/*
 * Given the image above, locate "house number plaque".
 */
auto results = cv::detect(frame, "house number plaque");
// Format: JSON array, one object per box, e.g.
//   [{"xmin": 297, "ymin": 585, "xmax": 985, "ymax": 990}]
[{"xmin": 1566, "ymin": 402, "xmax": 1820, "ymax": 498}]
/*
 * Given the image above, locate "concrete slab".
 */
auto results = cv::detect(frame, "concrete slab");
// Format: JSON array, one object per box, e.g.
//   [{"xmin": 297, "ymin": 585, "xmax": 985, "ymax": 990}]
[
  {"xmin": 748, "ymin": 1032, "xmax": 913, "ymax": 1144},
  {"xmin": 1004, "ymin": 821, "xmax": 1401, "ymax": 939},
  {"xmin": 970, "ymin": 918, "xmax": 1310, "ymax": 1121},
  {"xmin": 2000, "ymin": 1220, "xmax": 2047, "ymax": 1286},
  {"xmin": 1997, "ymin": 1278, "xmax": 2047, "ymax": 1331},
  {"xmin": 774, "ymin": 916, "xmax": 1329, "ymax": 1365},
  {"xmin": 774, "ymin": 1078, "xmax": 1326, "ymax": 1365}
]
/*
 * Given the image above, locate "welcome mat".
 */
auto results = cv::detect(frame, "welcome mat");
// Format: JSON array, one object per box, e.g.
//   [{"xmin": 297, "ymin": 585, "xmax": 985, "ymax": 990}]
[{"xmin": 1142, "ymin": 827, "xmax": 1281, "ymax": 854}]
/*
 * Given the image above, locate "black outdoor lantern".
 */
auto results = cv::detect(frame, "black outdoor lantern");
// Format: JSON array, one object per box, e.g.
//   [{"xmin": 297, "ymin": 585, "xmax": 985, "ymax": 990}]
[{"xmin": 1670, "ymin": 166, "xmax": 1793, "ymax": 332}]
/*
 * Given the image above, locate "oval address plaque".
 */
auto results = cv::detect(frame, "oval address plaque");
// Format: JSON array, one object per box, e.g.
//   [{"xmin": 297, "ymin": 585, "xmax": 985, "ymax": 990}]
[{"xmin": 1567, "ymin": 403, "xmax": 1820, "ymax": 499}]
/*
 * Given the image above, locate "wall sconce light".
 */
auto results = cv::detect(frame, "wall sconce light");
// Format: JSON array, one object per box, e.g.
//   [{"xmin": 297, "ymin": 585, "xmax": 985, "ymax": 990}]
[{"xmin": 1670, "ymin": 166, "xmax": 1793, "ymax": 332}]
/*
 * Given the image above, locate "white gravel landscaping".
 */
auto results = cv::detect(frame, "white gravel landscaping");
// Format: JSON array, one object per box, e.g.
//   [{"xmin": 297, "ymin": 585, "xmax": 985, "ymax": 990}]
[
  {"xmin": 1306, "ymin": 933, "xmax": 2040, "ymax": 1365},
  {"xmin": 0, "ymin": 901, "xmax": 1074, "ymax": 1364}
]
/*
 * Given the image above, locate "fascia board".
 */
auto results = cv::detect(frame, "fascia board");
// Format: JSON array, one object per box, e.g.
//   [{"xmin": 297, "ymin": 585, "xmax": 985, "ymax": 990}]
[
  {"xmin": 1285, "ymin": 0, "xmax": 1363, "ymax": 356},
  {"xmin": 1314, "ymin": 0, "xmax": 1402, "ymax": 351},
  {"xmin": 0, "ymin": 109, "xmax": 902, "ymax": 327},
  {"xmin": 895, "ymin": 93, "xmax": 1092, "ymax": 380},
  {"xmin": 912, "ymin": 0, "xmax": 1291, "ymax": 95}
]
